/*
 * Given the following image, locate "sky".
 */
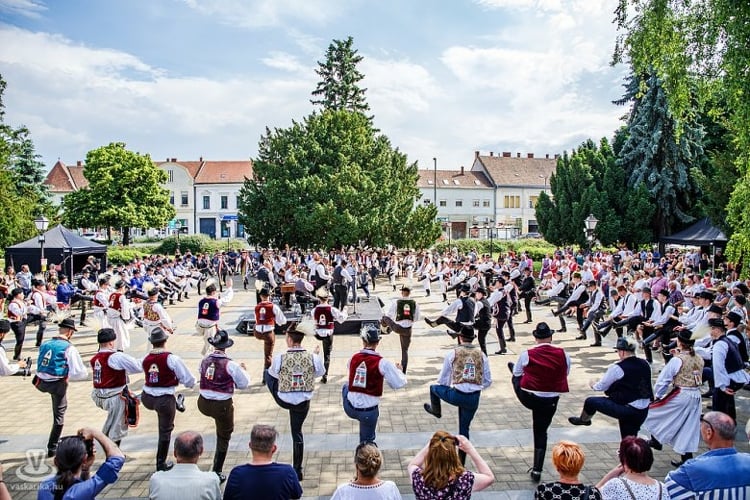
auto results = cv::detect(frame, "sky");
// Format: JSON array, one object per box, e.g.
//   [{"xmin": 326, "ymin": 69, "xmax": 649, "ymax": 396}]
[{"xmin": 0, "ymin": 0, "xmax": 629, "ymax": 173}]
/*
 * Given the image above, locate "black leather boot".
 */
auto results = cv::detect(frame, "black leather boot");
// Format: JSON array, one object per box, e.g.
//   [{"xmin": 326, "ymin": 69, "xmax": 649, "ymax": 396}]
[
  {"xmin": 213, "ymin": 450, "xmax": 228, "ymax": 483},
  {"xmin": 293, "ymin": 442, "xmax": 304, "ymax": 480},
  {"xmin": 529, "ymin": 448, "xmax": 545, "ymax": 482},
  {"xmin": 47, "ymin": 424, "xmax": 64, "ymax": 457},
  {"xmin": 156, "ymin": 439, "xmax": 174, "ymax": 471}
]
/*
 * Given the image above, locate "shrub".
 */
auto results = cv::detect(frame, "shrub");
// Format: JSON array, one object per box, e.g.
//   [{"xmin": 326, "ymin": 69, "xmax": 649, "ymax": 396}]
[
  {"xmin": 153, "ymin": 235, "xmax": 250, "ymax": 256},
  {"xmin": 107, "ymin": 245, "xmax": 159, "ymax": 264}
]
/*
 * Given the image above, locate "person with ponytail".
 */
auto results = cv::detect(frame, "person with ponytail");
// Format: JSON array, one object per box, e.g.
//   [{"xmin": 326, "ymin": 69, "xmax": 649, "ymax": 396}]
[
  {"xmin": 38, "ymin": 427, "xmax": 124, "ymax": 499},
  {"xmin": 331, "ymin": 442, "xmax": 400, "ymax": 499},
  {"xmin": 408, "ymin": 431, "xmax": 494, "ymax": 498}
]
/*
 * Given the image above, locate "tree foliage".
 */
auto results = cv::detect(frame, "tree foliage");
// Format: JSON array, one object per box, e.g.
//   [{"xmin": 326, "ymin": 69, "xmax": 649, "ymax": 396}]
[
  {"xmin": 615, "ymin": 72, "xmax": 704, "ymax": 238},
  {"xmin": 536, "ymin": 138, "xmax": 653, "ymax": 248},
  {"xmin": 239, "ymin": 109, "xmax": 439, "ymax": 249},
  {"xmin": 62, "ymin": 142, "xmax": 175, "ymax": 245},
  {"xmin": 310, "ymin": 36, "xmax": 370, "ymax": 114}
]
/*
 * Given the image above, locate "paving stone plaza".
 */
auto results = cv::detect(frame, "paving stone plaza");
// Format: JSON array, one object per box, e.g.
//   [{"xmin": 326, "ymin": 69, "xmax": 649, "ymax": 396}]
[{"xmin": 1, "ymin": 280, "xmax": 748, "ymax": 499}]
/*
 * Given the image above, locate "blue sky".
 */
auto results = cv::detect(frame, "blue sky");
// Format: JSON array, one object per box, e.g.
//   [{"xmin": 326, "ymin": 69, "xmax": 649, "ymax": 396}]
[{"xmin": 0, "ymin": 0, "xmax": 628, "ymax": 172}]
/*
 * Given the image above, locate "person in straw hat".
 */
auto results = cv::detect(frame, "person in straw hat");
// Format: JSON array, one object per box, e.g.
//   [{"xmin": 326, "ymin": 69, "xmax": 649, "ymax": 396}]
[
  {"xmin": 265, "ymin": 320, "xmax": 325, "ymax": 480},
  {"xmin": 198, "ymin": 329, "xmax": 249, "ymax": 482}
]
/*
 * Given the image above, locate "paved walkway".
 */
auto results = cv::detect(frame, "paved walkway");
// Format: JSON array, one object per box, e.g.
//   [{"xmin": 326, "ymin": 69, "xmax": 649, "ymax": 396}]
[{"xmin": 1, "ymin": 279, "xmax": 748, "ymax": 498}]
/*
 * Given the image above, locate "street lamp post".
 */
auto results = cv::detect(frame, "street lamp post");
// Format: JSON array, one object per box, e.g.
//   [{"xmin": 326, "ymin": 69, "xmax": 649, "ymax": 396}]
[
  {"xmin": 34, "ymin": 215, "xmax": 49, "ymax": 274},
  {"xmin": 447, "ymin": 221, "xmax": 452, "ymax": 251},
  {"xmin": 175, "ymin": 221, "xmax": 182, "ymax": 255},
  {"xmin": 584, "ymin": 213, "xmax": 599, "ymax": 255},
  {"xmin": 488, "ymin": 221, "xmax": 494, "ymax": 259}
]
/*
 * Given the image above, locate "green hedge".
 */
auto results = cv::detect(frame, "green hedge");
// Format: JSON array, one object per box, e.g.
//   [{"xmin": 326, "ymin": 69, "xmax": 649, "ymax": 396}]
[
  {"xmin": 153, "ymin": 235, "xmax": 249, "ymax": 256},
  {"xmin": 433, "ymin": 238, "xmax": 558, "ymax": 260},
  {"xmin": 107, "ymin": 246, "xmax": 159, "ymax": 264}
]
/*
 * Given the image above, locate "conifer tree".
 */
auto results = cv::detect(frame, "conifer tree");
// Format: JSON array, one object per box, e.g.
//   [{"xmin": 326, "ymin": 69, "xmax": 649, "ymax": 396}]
[{"xmin": 310, "ymin": 36, "xmax": 370, "ymax": 114}]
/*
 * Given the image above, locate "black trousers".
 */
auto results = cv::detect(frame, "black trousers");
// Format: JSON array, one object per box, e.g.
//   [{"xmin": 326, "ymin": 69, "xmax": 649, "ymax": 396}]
[
  {"xmin": 333, "ymin": 284, "xmax": 348, "ymax": 310},
  {"xmin": 712, "ymin": 381, "xmax": 744, "ymax": 422},
  {"xmin": 511, "ymin": 375, "xmax": 558, "ymax": 451},
  {"xmin": 11, "ymin": 320, "xmax": 26, "ymax": 360},
  {"xmin": 476, "ymin": 327, "xmax": 491, "ymax": 356},
  {"xmin": 197, "ymin": 395, "xmax": 234, "ymax": 454},
  {"xmin": 523, "ymin": 294, "xmax": 533, "ymax": 322},
  {"xmin": 35, "ymin": 378, "xmax": 68, "ymax": 452},
  {"xmin": 141, "ymin": 392, "xmax": 177, "ymax": 450},
  {"xmin": 314, "ymin": 334, "xmax": 333, "ymax": 376},
  {"xmin": 381, "ymin": 317, "xmax": 411, "ymax": 372},
  {"xmin": 264, "ymin": 371, "xmax": 310, "ymax": 470},
  {"xmin": 28, "ymin": 314, "xmax": 47, "ymax": 347}
]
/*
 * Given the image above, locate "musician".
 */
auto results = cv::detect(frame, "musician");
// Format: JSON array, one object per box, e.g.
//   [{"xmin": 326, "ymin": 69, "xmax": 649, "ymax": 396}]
[{"xmin": 331, "ymin": 260, "xmax": 352, "ymax": 311}]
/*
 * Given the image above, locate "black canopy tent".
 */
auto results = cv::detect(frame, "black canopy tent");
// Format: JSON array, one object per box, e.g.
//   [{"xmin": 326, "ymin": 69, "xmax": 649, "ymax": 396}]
[
  {"xmin": 5, "ymin": 225, "xmax": 107, "ymax": 277},
  {"xmin": 659, "ymin": 217, "xmax": 728, "ymax": 247}
]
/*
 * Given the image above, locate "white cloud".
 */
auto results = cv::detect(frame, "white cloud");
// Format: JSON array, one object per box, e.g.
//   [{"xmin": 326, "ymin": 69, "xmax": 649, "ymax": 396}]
[
  {"xmin": 0, "ymin": 0, "xmax": 46, "ymax": 18},
  {"xmin": 261, "ymin": 51, "xmax": 309, "ymax": 73},
  {"xmin": 179, "ymin": 0, "xmax": 349, "ymax": 29},
  {"xmin": 362, "ymin": 57, "xmax": 442, "ymax": 118}
]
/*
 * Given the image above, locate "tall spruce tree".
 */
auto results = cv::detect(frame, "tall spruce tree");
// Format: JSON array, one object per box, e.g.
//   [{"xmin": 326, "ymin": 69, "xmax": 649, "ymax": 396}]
[
  {"xmin": 310, "ymin": 36, "xmax": 370, "ymax": 114},
  {"xmin": 615, "ymin": 72, "xmax": 704, "ymax": 239}
]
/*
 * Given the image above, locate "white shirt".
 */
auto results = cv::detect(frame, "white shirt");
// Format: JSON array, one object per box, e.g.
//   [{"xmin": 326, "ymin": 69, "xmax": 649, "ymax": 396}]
[
  {"xmin": 36, "ymin": 340, "xmax": 89, "ymax": 382},
  {"xmin": 267, "ymin": 347, "xmax": 325, "ymax": 405},
  {"xmin": 712, "ymin": 336, "xmax": 750, "ymax": 391},
  {"xmin": 198, "ymin": 352, "xmax": 250, "ymax": 401},
  {"xmin": 0, "ymin": 344, "xmax": 20, "ymax": 376},
  {"xmin": 141, "ymin": 352, "xmax": 195, "ymax": 396},
  {"xmin": 512, "ymin": 343, "xmax": 571, "ymax": 397},
  {"xmin": 436, "ymin": 346, "xmax": 492, "ymax": 393},
  {"xmin": 386, "ymin": 298, "xmax": 420, "ymax": 328},
  {"xmin": 149, "ymin": 463, "xmax": 221, "ymax": 500},
  {"xmin": 254, "ymin": 304, "xmax": 287, "ymax": 333},
  {"xmin": 592, "ymin": 361, "xmax": 651, "ymax": 409},
  {"xmin": 345, "ymin": 350, "xmax": 407, "ymax": 408},
  {"xmin": 312, "ymin": 304, "xmax": 347, "ymax": 336}
]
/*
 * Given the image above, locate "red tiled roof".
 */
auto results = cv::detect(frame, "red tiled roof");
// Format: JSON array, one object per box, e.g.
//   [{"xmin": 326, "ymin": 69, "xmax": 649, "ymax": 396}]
[
  {"xmin": 194, "ymin": 160, "xmax": 253, "ymax": 184},
  {"xmin": 158, "ymin": 160, "xmax": 204, "ymax": 179},
  {"xmin": 474, "ymin": 154, "xmax": 557, "ymax": 186},
  {"xmin": 417, "ymin": 169, "xmax": 493, "ymax": 189},
  {"xmin": 43, "ymin": 161, "xmax": 89, "ymax": 192},
  {"xmin": 67, "ymin": 166, "xmax": 88, "ymax": 189}
]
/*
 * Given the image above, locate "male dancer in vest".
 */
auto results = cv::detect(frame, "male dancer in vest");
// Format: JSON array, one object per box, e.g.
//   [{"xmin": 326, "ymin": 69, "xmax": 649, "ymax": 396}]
[
  {"xmin": 577, "ymin": 280, "xmax": 605, "ymax": 342},
  {"xmin": 707, "ymin": 317, "xmax": 749, "ymax": 422},
  {"xmin": 331, "ymin": 260, "xmax": 352, "ymax": 311},
  {"xmin": 106, "ymin": 280, "xmax": 133, "ymax": 351},
  {"xmin": 569, "ymin": 335, "xmax": 653, "ymax": 438},
  {"xmin": 90, "ymin": 328, "xmax": 141, "ymax": 446},
  {"xmin": 509, "ymin": 322, "xmax": 570, "ymax": 481},
  {"xmin": 142, "ymin": 288, "xmax": 174, "ymax": 353},
  {"xmin": 423, "ymin": 325, "xmax": 492, "ymax": 465},
  {"xmin": 196, "ymin": 282, "xmax": 234, "ymax": 356},
  {"xmin": 7, "ymin": 287, "xmax": 28, "ymax": 361},
  {"xmin": 0, "ymin": 319, "xmax": 31, "ymax": 376},
  {"xmin": 518, "ymin": 267, "xmax": 536, "ymax": 324},
  {"xmin": 27, "ymin": 279, "xmax": 48, "ymax": 347},
  {"xmin": 343, "ymin": 324, "xmax": 407, "ymax": 444},
  {"xmin": 380, "ymin": 286, "xmax": 419, "ymax": 373},
  {"xmin": 472, "ymin": 287, "xmax": 492, "ymax": 356},
  {"xmin": 198, "ymin": 329, "xmax": 250, "ymax": 482},
  {"xmin": 254, "ymin": 288, "xmax": 287, "ymax": 376},
  {"xmin": 34, "ymin": 318, "xmax": 88, "ymax": 457},
  {"xmin": 265, "ymin": 321, "xmax": 325, "ymax": 480},
  {"xmin": 551, "ymin": 272, "xmax": 586, "ymax": 332},
  {"xmin": 141, "ymin": 327, "xmax": 195, "ymax": 471},
  {"xmin": 311, "ymin": 289, "xmax": 347, "ymax": 383},
  {"xmin": 424, "ymin": 283, "xmax": 475, "ymax": 339}
]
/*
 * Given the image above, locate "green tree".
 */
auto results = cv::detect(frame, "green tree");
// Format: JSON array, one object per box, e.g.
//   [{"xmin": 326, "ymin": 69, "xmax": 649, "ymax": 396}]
[
  {"xmin": 239, "ymin": 109, "xmax": 439, "ymax": 248},
  {"xmin": 615, "ymin": 72, "xmax": 703, "ymax": 239},
  {"xmin": 310, "ymin": 36, "xmax": 370, "ymax": 114},
  {"xmin": 62, "ymin": 142, "xmax": 175, "ymax": 245}
]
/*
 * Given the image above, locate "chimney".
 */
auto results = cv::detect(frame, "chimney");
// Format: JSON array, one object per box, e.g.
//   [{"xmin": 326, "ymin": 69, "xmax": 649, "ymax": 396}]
[
  {"xmin": 489, "ymin": 152, "xmax": 494, "ymax": 156},
  {"xmin": 460, "ymin": 166, "xmax": 465, "ymax": 175},
  {"xmin": 199, "ymin": 156, "xmax": 203, "ymax": 162},
  {"xmin": 517, "ymin": 152, "xmax": 521, "ymax": 158},
  {"xmin": 76, "ymin": 160, "xmax": 82, "ymax": 167},
  {"xmin": 527, "ymin": 153, "xmax": 534, "ymax": 158},
  {"xmin": 545, "ymin": 154, "xmax": 549, "ymax": 159},
  {"xmin": 554, "ymin": 154, "xmax": 560, "ymax": 159},
  {"xmin": 171, "ymin": 158, "xmax": 177, "ymax": 162},
  {"xmin": 502, "ymin": 152, "xmax": 511, "ymax": 157},
  {"xmin": 474, "ymin": 151, "xmax": 480, "ymax": 159}
]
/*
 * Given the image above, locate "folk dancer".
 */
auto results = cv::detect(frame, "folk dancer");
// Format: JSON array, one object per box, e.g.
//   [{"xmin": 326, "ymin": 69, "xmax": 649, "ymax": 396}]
[
  {"xmin": 28, "ymin": 279, "xmax": 48, "ymax": 347},
  {"xmin": 473, "ymin": 287, "xmax": 492, "ymax": 356},
  {"xmin": 106, "ymin": 280, "xmax": 133, "ymax": 351},
  {"xmin": 196, "ymin": 282, "xmax": 234, "ymax": 356},
  {"xmin": 311, "ymin": 289, "xmax": 347, "ymax": 383},
  {"xmin": 569, "ymin": 335, "xmax": 653, "ymax": 438},
  {"xmin": 90, "ymin": 328, "xmax": 141, "ymax": 446},
  {"xmin": 707, "ymin": 317, "xmax": 749, "ymax": 422},
  {"xmin": 551, "ymin": 272, "xmax": 586, "ymax": 333},
  {"xmin": 91, "ymin": 276, "xmax": 111, "ymax": 329},
  {"xmin": 509, "ymin": 322, "xmax": 570, "ymax": 482},
  {"xmin": 0, "ymin": 319, "xmax": 31, "ymax": 376},
  {"xmin": 265, "ymin": 321, "xmax": 325, "ymax": 480},
  {"xmin": 424, "ymin": 283, "xmax": 475, "ymax": 340},
  {"xmin": 7, "ymin": 287, "xmax": 28, "ymax": 360},
  {"xmin": 380, "ymin": 286, "xmax": 419, "ymax": 373},
  {"xmin": 254, "ymin": 288, "xmax": 287, "ymax": 375},
  {"xmin": 577, "ymin": 280, "xmax": 605, "ymax": 343},
  {"xmin": 142, "ymin": 288, "xmax": 174, "ymax": 354},
  {"xmin": 423, "ymin": 325, "xmax": 492, "ymax": 466},
  {"xmin": 33, "ymin": 318, "xmax": 88, "ymax": 457},
  {"xmin": 198, "ymin": 330, "xmax": 250, "ymax": 482},
  {"xmin": 518, "ymin": 267, "xmax": 536, "ymax": 324},
  {"xmin": 141, "ymin": 327, "xmax": 195, "ymax": 471},
  {"xmin": 342, "ymin": 324, "xmax": 407, "ymax": 444}
]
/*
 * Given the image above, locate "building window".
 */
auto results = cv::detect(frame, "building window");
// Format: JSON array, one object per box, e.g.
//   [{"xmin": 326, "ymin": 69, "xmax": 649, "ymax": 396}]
[
  {"xmin": 504, "ymin": 195, "xmax": 520, "ymax": 209},
  {"xmin": 529, "ymin": 196, "xmax": 539, "ymax": 208},
  {"xmin": 439, "ymin": 200, "xmax": 447, "ymax": 207},
  {"xmin": 221, "ymin": 195, "xmax": 228, "ymax": 210},
  {"xmin": 455, "ymin": 200, "xmax": 463, "ymax": 207},
  {"xmin": 167, "ymin": 170, "xmax": 174, "ymax": 183},
  {"xmin": 236, "ymin": 195, "xmax": 241, "ymax": 209},
  {"xmin": 203, "ymin": 195, "xmax": 210, "ymax": 210},
  {"xmin": 180, "ymin": 191, "xmax": 188, "ymax": 207},
  {"xmin": 483, "ymin": 199, "xmax": 490, "ymax": 208},
  {"xmin": 472, "ymin": 199, "xmax": 480, "ymax": 207},
  {"xmin": 169, "ymin": 191, "xmax": 174, "ymax": 205}
]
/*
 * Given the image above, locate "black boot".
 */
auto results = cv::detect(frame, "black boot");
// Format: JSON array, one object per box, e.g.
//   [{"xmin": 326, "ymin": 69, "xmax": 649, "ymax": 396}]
[
  {"xmin": 213, "ymin": 450, "xmax": 228, "ymax": 483},
  {"xmin": 442, "ymin": 293, "xmax": 447, "ymax": 302},
  {"xmin": 426, "ymin": 289, "xmax": 430, "ymax": 297},
  {"xmin": 47, "ymin": 424, "xmax": 64, "ymax": 457},
  {"xmin": 648, "ymin": 436, "xmax": 662, "ymax": 450},
  {"xmin": 156, "ymin": 439, "xmax": 174, "ymax": 471},
  {"xmin": 293, "ymin": 442, "xmax": 304, "ymax": 480},
  {"xmin": 529, "ymin": 448, "xmax": 545, "ymax": 482},
  {"xmin": 114, "ymin": 440, "xmax": 122, "ymax": 447},
  {"xmin": 671, "ymin": 453, "xmax": 693, "ymax": 467}
]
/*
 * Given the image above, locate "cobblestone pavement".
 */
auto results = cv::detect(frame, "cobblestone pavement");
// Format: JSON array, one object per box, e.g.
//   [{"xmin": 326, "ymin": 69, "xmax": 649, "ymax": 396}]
[{"xmin": 1, "ymin": 279, "xmax": 748, "ymax": 499}]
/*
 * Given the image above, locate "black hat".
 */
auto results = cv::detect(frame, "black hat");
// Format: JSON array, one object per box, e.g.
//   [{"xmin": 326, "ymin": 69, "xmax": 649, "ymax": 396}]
[
  {"xmin": 260, "ymin": 288, "xmax": 271, "ymax": 297},
  {"xmin": 699, "ymin": 291, "xmax": 715, "ymax": 301},
  {"xmin": 147, "ymin": 288, "xmax": 159, "ymax": 297},
  {"xmin": 58, "ymin": 318, "xmax": 78, "ymax": 332},
  {"xmin": 555, "ymin": 270, "xmax": 563, "ymax": 276},
  {"xmin": 708, "ymin": 317, "xmax": 725, "ymax": 329},
  {"xmin": 208, "ymin": 329, "xmax": 234, "ymax": 349},
  {"xmin": 0, "ymin": 319, "xmax": 10, "ymax": 333},
  {"xmin": 97, "ymin": 328, "xmax": 116, "ymax": 343},
  {"xmin": 31, "ymin": 278, "xmax": 44, "ymax": 287},
  {"xmin": 475, "ymin": 287, "xmax": 487, "ymax": 295},
  {"xmin": 658, "ymin": 289, "xmax": 670, "ymax": 298},
  {"xmin": 114, "ymin": 280, "xmax": 127, "ymax": 289},
  {"xmin": 59, "ymin": 274, "xmax": 68, "ymax": 280},
  {"xmin": 148, "ymin": 327, "xmax": 170, "ymax": 344},
  {"xmin": 641, "ymin": 286, "xmax": 652, "ymax": 294},
  {"xmin": 726, "ymin": 311, "xmax": 743, "ymax": 326},
  {"xmin": 587, "ymin": 280, "xmax": 598, "ymax": 288},
  {"xmin": 458, "ymin": 325, "xmax": 476, "ymax": 340},
  {"xmin": 676, "ymin": 329, "xmax": 695, "ymax": 345},
  {"xmin": 532, "ymin": 322, "xmax": 553, "ymax": 339},
  {"xmin": 523, "ymin": 267, "xmax": 532, "ymax": 273},
  {"xmin": 10, "ymin": 287, "xmax": 23, "ymax": 297},
  {"xmin": 708, "ymin": 304, "xmax": 724, "ymax": 315},
  {"xmin": 459, "ymin": 283, "xmax": 471, "ymax": 293},
  {"xmin": 360, "ymin": 323, "xmax": 381, "ymax": 344},
  {"xmin": 614, "ymin": 336, "xmax": 637, "ymax": 352},
  {"xmin": 401, "ymin": 286, "xmax": 411, "ymax": 293}
]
